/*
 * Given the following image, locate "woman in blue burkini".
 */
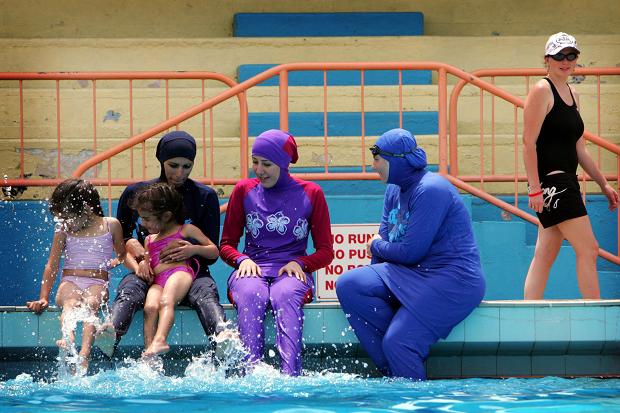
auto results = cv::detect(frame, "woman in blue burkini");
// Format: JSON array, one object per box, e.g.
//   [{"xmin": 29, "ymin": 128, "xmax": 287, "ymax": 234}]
[{"xmin": 336, "ymin": 128, "xmax": 486, "ymax": 380}]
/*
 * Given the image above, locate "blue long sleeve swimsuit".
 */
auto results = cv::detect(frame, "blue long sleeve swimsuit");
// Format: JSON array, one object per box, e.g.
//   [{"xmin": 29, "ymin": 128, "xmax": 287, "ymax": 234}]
[{"xmin": 336, "ymin": 132, "xmax": 485, "ymax": 380}]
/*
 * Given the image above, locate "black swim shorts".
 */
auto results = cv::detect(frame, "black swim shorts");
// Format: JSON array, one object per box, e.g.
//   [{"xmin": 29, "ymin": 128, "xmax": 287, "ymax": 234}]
[{"xmin": 536, "ymin": 173, "xmax": 587, "ymax": 228}]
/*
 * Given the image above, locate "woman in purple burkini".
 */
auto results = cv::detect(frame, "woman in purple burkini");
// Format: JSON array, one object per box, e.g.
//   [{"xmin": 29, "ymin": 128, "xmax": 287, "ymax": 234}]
[{"xmin": 220, "ymin": 129, "xmax": 334, "ymax": 376}]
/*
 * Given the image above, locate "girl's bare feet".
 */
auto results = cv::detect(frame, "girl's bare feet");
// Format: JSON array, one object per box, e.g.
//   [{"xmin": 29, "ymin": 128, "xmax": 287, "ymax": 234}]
[
  {"xmin": 142, "ymin": 340, "xmax": 170, "ymax": 357},
  {"xmin": 78, "ymin": 352, "xmax": 90, "ymax": 371},
  {"xmin": 94, "ymin": 323, "xmax": 117, "ymax": 358}
]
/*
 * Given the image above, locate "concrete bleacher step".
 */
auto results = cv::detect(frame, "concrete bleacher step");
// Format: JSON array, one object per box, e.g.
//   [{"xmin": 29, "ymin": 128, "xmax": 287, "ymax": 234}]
[
  {"xmin": 238, "ymin": 64, "xmax": 432, "ymax": 86},
  {"xmin": 249, "ymin": 111, "xmax": 438, "ymax": 137},
  {"xmin": 233, "ymin": 12, "xmax": 424, "ymax": 37}
]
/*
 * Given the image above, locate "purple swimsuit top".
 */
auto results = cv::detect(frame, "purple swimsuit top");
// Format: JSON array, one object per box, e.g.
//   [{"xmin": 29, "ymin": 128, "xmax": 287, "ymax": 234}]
[
  {"xmin": 63, "ymin": 228, "xmax": 114, "ymax": 271},
  {"xmin": 147, "ymin": 227, "xmax": 185, "ymax": 269}
]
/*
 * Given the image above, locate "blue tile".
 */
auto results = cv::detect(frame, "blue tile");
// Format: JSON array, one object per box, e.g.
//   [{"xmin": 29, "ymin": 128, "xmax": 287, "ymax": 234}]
[
  {"xmin": 353, "ymin": 357, "xmax": 380, "ymax": 377},
  {"xmin": 427, "ymin": 356, "xmax": 462, "ymax": 378},
  {"xmin": 497, "ymin": 355, "xmax": 532, "ymax": 377},
  {"xmin": 600, "ymin": 355, "xmax": 620, "ymax": 375},
  {"xmin": 38, "ymin": 311, "xmax": 60, "ymax": 347},
  {"xmin": 302, "ymin": 308, "xmax": 324, "ymax": 345},
  {"xmin": 603, "ymin": 306, "xmax": 620, "ymax": 354},
  {"xmin": 179, "ymin": 310, "xmax": 209, "ymax": 346},
  {"xmin": 534, "ymin": 307, "xmax": 570, "ymax": 354},
  {"xmin": 166, "ymin": 314, "xmax": 183, "ymax": 346},
  {"xmin": 532, "ymin": 355, "xmax": 565, "ymax": 376},
  {"xmin": 264, "ymin": 312, "xmax": 276, "ymax": 345},
  {"xmin": 463, "ymin": 307, "xmax": 500, "ymax": 354},
  {"xmin": 499, "ymin": 307, "xmax": 535, "ymax": 354},
  {"xmin": 322, "ymin": 308, "xmax": 357, "ymax": 344},
  {"xmin": 3, "ymin": 312, "xmax": 38, "ymax": 347},
  {"xmin": 249, "ymin": 111, "xmax": 438, "ymax": 137},
  {"xmin": 121, "ymin": 312, "xmax": 145, "ymax": 346},
  {"xmin": 565, "ymin": 355, "xmax": 602, "ymax": 376},
  {"xmin": 432, "ymin": 322, "xmax": 464, "ymax": 355},
  {"xmin": 568, "ymin": 307, "xmax": 605, "ymax": 354},
  {"xmin": 462, "ymin": 356, "xmax": 497, "ymax": 377}
]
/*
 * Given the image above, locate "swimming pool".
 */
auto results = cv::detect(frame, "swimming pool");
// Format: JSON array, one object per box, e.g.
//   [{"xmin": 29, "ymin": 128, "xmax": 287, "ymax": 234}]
[{"xmin": 2, "ymin": 357, "xmax": 619, "ymax": 413}]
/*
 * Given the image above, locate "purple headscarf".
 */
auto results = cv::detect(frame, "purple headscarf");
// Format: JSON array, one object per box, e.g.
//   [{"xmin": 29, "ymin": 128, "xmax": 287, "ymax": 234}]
[{"xmin": 252, "ymin": 129, "xmax": 299, "ymax": 171}]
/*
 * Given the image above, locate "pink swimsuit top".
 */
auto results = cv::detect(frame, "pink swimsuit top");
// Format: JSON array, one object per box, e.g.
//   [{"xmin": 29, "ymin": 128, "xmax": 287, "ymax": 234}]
[
  {"xmin": 147, "ymin": 227, "xmax": 186, "ymax": 269},
  {"xmin": 63, "ymin": 225, "xmax": 114, "ymax": 271}
]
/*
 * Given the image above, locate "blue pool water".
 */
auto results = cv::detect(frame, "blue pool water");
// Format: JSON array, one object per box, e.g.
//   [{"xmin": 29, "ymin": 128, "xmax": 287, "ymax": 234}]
[{"xmin": 1, "ymin": 357, "xmax": 620, "ymax": 412}]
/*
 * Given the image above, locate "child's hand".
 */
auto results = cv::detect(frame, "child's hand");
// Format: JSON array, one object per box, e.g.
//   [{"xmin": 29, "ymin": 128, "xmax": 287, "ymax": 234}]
[
  {"xmin": 107, "ymin": 258, "xmax": 121, "ymax": 268},
  {"xmin": 26, "ymin": 299, "xmax": 49, "ymax": 314},
  {"xmin": 136, "ymin": 260, "xmax": 153, "ymax": 283}
]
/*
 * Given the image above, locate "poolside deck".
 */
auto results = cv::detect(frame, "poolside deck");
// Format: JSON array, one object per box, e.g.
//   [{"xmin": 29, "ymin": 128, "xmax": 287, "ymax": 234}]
[{"xmin": 2, "ymin": 300, "xmax": 619, "ymax": 379}]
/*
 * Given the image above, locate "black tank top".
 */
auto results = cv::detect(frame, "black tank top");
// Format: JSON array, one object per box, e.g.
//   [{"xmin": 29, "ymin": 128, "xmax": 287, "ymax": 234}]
[{"xmin": 536, "ymin": 77, "xmax": 584, "ymax": 177}]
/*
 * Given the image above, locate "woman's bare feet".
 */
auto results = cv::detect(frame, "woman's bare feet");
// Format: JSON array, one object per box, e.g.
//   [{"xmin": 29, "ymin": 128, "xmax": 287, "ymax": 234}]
[
  {"xmin": 56, "ymin": 338, "xmax": 69, "ymax": 349},
  {"xmin": 142, "ymin": 340, "xmax": 170, "ymax": 357}
]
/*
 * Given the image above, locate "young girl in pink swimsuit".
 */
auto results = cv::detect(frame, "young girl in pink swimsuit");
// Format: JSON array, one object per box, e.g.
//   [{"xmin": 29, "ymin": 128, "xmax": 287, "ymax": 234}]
[
  {"xmin": 132, "ymin": 183, "xmax": 219, "ymax": 357},
  {"xmin": 27, "ymin": 179, "xmax": 136, "ymax": 371}
]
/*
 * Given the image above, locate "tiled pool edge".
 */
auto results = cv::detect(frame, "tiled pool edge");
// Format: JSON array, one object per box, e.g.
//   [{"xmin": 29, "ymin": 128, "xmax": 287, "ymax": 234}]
[{"xmin": 2, "ymin": 300, "xmax": 619, "ymax": 378}]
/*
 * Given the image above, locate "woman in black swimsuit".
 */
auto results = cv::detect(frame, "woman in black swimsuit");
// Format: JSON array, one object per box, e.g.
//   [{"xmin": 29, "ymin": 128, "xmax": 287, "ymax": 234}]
[{"xmin": 522, "ymin": 32, "xmax": 619, "ymax": 299}]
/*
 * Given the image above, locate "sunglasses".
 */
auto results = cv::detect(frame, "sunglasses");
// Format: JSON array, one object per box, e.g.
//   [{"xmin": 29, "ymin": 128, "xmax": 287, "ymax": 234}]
[
  {"xmin": 548, "ymin": 52, "xmax": 578, "ymax": 62},
  {"xmin": 369, "ymin": 145, "xmax": 414, "ymax": 158}
]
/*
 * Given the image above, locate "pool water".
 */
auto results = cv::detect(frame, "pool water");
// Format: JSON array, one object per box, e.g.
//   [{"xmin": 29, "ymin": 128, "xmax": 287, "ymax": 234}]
[{"xmin": 1, "ymin": 356, "xmax": 620, "ymax": 413}]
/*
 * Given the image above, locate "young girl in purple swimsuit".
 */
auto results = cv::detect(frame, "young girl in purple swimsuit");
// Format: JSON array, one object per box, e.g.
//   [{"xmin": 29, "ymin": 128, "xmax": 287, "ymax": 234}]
[
  {"xmin": 132, "ymin": 182, "xmax": 219, "ymax": 357},
  {"xmin": 27, "ymin": 179, "xmax": 135, "ymax": 371}
]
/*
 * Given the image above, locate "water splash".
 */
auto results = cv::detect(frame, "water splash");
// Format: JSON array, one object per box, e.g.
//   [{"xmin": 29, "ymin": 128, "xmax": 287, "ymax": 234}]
[
  {"xmin": 56, "ymin": 304, "xmax": 106, "ymax": 379},
  {"xmin": 2, "ymin": 174, "xmax": 11, "ymax": 199}
]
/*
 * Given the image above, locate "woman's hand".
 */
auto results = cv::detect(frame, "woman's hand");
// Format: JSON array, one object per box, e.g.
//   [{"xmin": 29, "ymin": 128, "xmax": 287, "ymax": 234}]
[
  {"xmin": 278, "ymin": 261, "xmax": 306, "ymax": 283},
  {"xmin": 366, "ymin": 234, "xmax": 382, "ymax": 258},
  {"xmin": 159, "ymin": 239, "xmax": 194, "ymax": 263},
  {"xmin": 126, "ymin": 238, "xmax": 145, "ymax": 263},
  {"xmin": 26, "ymin": 298, "xmax": 48, "ymax": 314},
  {"xmin": 236, "ymin": 258, "xmax": 262, "ymax": 278},
  {"xmin": 528, "ymin": 187, "xmax": 544, "ymax": 213},
  {"xmin": 603, "ymin": 184, "xmax": 619, "ymax": 211}
]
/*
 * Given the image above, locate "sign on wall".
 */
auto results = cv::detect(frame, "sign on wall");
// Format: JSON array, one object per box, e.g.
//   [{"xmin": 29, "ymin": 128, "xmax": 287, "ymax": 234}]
[{"xmin": 315, "ymin": 223, "xmax": 380, "ymax": 301}]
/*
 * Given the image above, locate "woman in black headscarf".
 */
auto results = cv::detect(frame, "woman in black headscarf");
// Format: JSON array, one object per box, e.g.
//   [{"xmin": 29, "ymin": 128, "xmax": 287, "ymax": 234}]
[{"xmin": 100, "ymin": 130, "xmax": 227, "ymax": 357}]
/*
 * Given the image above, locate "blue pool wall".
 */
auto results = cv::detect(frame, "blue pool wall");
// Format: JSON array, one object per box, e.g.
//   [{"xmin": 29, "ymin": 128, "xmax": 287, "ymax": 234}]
[{"xmin": 0, "ymin": 189, "xmax": 618, "ymax": 306}]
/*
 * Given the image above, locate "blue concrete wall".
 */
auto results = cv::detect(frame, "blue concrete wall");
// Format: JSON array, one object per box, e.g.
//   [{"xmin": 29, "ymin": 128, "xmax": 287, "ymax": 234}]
[{"xmin": 1, "ymin": 190, "xmax": 618, "ymax": 306}]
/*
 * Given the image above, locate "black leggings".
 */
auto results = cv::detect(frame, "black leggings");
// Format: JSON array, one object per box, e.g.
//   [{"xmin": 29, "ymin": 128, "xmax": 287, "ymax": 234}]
[{"xmin": 111, "ymin": 272, "xmax": 227, "ymax": 338}]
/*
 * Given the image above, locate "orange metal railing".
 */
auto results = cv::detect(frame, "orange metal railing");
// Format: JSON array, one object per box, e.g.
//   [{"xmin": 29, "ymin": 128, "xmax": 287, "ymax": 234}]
[
  {"xmin": 448, "ymin": 67, "xmax": 620, "ymax": 263},
  {"xmin": 2, "ymin": 64, "xmax": 618, "ymax": 264},
  {"xmin": 0, "ymin": 71, "xmax": 249, "ymax": 190}
]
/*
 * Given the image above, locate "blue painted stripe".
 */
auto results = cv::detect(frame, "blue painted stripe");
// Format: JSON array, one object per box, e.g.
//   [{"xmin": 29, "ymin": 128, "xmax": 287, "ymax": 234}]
[
  {"xmin": 234, "ymin": 12, "xmax": 424, "ymax": 37},
  {"xmin": 249, "ymin": 111, "xmax": 438, "ymax": 136},
  {"xmin": 238, "ymin": 64, "xmax": 432, "ymax": 86}
]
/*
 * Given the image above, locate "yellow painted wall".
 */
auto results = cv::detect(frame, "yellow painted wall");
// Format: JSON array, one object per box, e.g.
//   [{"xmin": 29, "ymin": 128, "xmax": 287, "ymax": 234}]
[
  {"xmin": 1, "ymin": 0, "xmax": 619, "ymax": 38},
  {"xmin": 1, "ymin": 0, "xmax": 619, "ymax": 198}
]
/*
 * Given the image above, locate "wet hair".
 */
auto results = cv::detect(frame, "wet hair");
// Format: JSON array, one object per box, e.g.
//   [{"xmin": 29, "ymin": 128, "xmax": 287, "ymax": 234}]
[
  {"xmin": 130, "ymin": 182, "xmax": 185, "ymax": 225},
  {"xmin": 49, "ymin": 179, "xmax": 104, "ymax": 218}
]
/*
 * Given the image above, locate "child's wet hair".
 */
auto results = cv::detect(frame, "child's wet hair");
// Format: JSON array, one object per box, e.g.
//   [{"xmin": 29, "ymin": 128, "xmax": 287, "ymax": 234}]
[
  {"xmin": 131, "ymin": 182, "xmax": 185, "ymax": 224},
  {"xmin": 49, "ymin": 179, "xmax": 104, "ymax": 218}
]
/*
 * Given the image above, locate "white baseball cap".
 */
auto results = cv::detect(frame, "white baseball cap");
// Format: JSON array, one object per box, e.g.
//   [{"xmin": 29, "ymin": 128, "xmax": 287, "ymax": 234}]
[{"xmin": 545, "ymin": 32, "xmax": 580, "ymax": 56}]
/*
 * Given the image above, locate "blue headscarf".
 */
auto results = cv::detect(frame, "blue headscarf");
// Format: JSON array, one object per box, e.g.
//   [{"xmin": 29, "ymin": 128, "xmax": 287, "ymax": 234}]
[{"xmin": 375, "ymin": 128, "xmax": 427, "ymax": 188}]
